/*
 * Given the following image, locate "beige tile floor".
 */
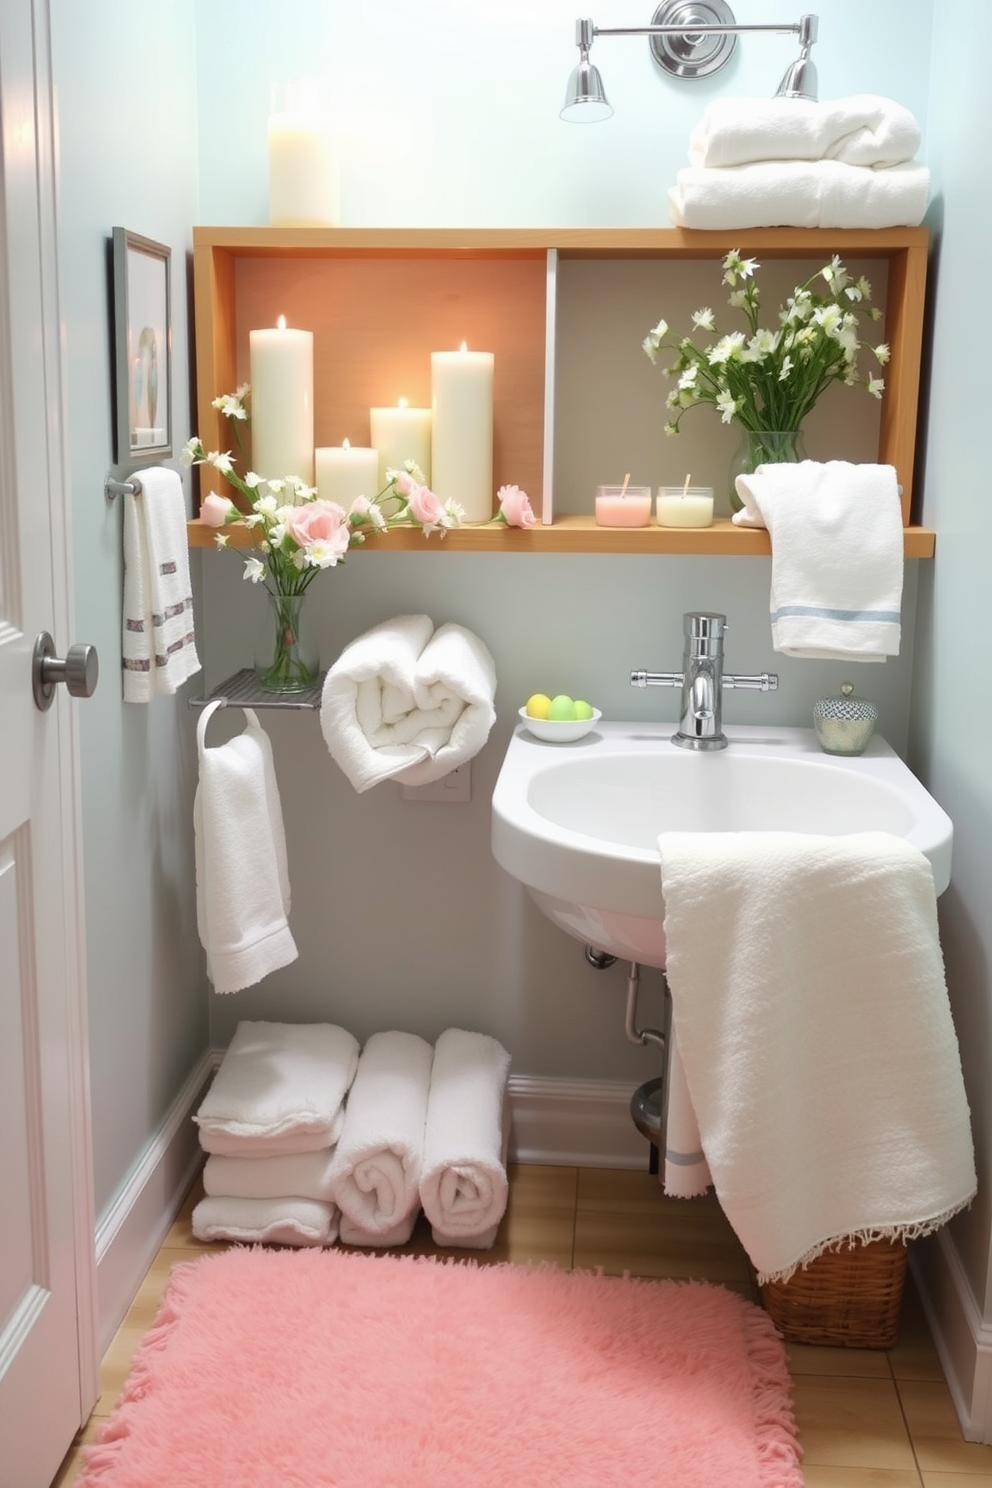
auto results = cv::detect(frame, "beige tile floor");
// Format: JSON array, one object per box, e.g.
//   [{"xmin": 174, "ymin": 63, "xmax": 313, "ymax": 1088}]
[{"xmin": 54, "ymin": 1163, "xmax": 992, "ymax": 1487}]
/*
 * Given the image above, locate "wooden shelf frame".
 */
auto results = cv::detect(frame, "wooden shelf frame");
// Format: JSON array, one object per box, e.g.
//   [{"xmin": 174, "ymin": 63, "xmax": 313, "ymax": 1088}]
[{"xmin": 190, "ymin": 226, "xmax": 933, "ymax": 557}]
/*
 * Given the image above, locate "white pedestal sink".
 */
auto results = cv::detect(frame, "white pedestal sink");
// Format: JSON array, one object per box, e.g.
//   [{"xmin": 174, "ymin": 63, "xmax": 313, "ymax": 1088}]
[{"xmin": 491, "ymin": 721, "xmax": 953, "ymax": 970}]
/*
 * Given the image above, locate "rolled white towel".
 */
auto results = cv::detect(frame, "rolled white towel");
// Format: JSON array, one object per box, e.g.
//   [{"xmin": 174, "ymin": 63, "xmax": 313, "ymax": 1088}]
[
  {"xmin": 320, "ymin": 613, "xmax": 497, "ymax": 792},
  {"xmin": 195, "ymin": 1021, "xmax": 359, "ymax": 1155},
  {"xmin": 688, "ymin": 94, "xmax": 922, "ymax": 170},
  {"xmin": 419, "ymin": 1028, "xmax": 511, "ymax": 1249},
  {"xmin": 328, "ymin": 1031, "xmax": 433, "ymax": 1243},
  {"xmin": 192, "ymin": 1195, "xmax": 339, "ymax": 1248},
  {"xmin": 202, "ymin": 1148, "xmax": 337, "ymax": 1202},
  {"xmin": 667, "ymin": 159, "xmax": 930, "ymax": 230}
]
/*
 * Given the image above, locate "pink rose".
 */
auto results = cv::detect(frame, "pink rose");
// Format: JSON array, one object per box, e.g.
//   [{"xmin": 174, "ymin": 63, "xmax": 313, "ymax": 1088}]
[
  {"xmin": 285, "ymin": 499, "xmax": 347, "ymax": 548},
  {"xmin": 497, "ymin": 484, "xmax": 536, "ymax": 528},
  {"xmin": 391, "ymin": 470, "xmax": 416, "ymax": 497},
  {"xmin": 200, "ymin": 492, "xmax": 235, "ymax": 527},
  {"xmin": 405, "ymin": 482, "xmax": 446, "ymax": 528}
]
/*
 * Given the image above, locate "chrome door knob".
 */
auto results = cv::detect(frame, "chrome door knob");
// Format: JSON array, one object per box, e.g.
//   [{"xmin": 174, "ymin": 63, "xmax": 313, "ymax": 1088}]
[{"xmin": 32, "ymin": 631, "xmax": 99, "ymax": 711}]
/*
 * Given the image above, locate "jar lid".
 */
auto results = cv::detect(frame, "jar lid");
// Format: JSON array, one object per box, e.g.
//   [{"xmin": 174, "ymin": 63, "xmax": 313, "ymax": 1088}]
[{"xmin": 813, "ymin": 681, "xmax": 878, "ymax": 723}]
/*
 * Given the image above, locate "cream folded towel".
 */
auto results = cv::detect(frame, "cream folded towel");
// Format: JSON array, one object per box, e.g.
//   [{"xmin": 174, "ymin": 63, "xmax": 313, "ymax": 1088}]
[
  {"xmin": 122, "ymin": 466, "xmax": 200, "ymax": 701},
  {"xmin": 667, "ymin": 158, "xmax": 930, "ymax": 230},
  {"xmin": 195, "ymin": 1020, "xmax": 359, "ymax": 1155},
  {"xmin": 202, "ymin": 1148, "xmax": 337, "ymax": 1202},
  {"xmin": 320, "ymin": 613, "xmax": 497, "ymax": 791},
  {"xmin": 659, "ymin": 830, "xmax": 976, "ymax": 1284},
  {"xmin": 688, "ymin": 94, "xmax": 921, "ymax": 169},
  {"xmin": 662, "ymin": 1034, "xmax": 712, "ymax": 1199},
  {"xmin": 194, "ymin": 701, "xmax": 298, "ymax": 994},
  {"xmin": 732, "ymin": 460, "xmax": 903, "ymax": 662},
  {"xmin": 419, "ymin": 1029, "xmax": 511, "ymax": 1249},
  {"xmin": 327, "ymin": 1031, "xmax": 434, "ymax": 1242},
  {"xmin": 191, "ymin": 1195, "xmax": 339, "ymax": 1248}
]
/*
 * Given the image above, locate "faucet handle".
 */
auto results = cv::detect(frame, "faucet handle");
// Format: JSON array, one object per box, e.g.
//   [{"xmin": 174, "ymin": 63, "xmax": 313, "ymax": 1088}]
[{"xmin": 684, "ymin": 611, "xmax": 727, "ymax": 641}]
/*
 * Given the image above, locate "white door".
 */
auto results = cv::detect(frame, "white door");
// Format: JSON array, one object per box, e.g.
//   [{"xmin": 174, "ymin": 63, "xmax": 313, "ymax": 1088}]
[{"xmin": 0, "ymin": 2, "xmax": 99, "ymax": 1485}]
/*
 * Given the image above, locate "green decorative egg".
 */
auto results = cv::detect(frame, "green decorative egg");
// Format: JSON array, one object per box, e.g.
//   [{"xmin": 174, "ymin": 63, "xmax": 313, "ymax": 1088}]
[
  {"xmin": 573, "ymin": 699, "xmax": 594, "ymax": 719},
  {"xmin": 547, "ymin": 694, "xmax": 577, "ymax": 721}
]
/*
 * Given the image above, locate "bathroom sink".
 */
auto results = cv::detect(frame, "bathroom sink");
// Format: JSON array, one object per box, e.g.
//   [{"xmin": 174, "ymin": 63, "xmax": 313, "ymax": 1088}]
[{"xmin": 491, "ymin": 721, "xmax": 953, "ymax": 969}]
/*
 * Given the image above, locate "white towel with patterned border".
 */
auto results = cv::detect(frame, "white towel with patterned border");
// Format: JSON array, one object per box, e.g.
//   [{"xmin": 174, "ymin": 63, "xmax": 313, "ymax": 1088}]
[{"xmin": 122, "ymin": 466, "xmax": 199, "ymax": 700}]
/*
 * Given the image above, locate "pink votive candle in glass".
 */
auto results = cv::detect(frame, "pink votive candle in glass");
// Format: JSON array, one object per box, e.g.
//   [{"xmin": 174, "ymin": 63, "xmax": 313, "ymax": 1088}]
[{"xmin": 595, "ymin": 484, "xmax": 652, "ymax": 527}]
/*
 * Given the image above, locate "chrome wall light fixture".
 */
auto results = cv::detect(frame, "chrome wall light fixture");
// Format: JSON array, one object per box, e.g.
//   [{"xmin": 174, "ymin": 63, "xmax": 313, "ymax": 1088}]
[{"xmin": 561, "ymin": 4, "xmax": 819, "ymax": 121}]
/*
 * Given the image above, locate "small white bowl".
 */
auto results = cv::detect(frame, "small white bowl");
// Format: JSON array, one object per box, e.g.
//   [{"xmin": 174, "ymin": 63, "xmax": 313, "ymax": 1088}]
[{"xmin": 518, "ymin": 705, "xmax": 602, "ymax": 742}]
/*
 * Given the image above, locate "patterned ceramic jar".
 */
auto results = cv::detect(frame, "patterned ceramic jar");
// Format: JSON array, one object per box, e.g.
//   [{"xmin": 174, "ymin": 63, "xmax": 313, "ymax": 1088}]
[{"xmin": 813, "ymin": 682, "xmax": 878, "ymax": 757}]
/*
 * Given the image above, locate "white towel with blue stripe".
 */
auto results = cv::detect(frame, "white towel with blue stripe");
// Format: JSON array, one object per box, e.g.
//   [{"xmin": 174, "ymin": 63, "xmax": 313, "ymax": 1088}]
[{"xmin": 732, "ymin": 459, "xmax": 903, "ymax": 661}]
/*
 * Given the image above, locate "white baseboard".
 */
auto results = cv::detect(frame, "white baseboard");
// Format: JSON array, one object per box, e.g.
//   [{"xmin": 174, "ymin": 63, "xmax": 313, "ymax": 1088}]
[
  {"xmin": 912, "ymin": 1227, "xmax": 992, "ymax": 1443},
  {"xmin": 507, "ymin": 1074, "xmax": 651, "ymax": 1170},
  {"xmin": 93, "ymin": 1052, "xmax": 214, "ymax": 1354}
]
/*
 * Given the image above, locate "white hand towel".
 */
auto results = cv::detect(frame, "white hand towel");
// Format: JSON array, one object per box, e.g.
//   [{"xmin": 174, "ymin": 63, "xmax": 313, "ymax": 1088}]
[
  {"xmin": 320, "ymin": 613, "xmax": 497, "ymax": 792},
  {"xmin": 195, "ymin": 1020, "xmax": 360, "ymax": 1154},
  {"xmin": 202, "ymin": 1148, "xmax": 337, "ymax": 1202},
  {"xmin": 327, "ymin": 1030, "xmax": 434, "ymax": 1242},
  {"xmin": 658, "ymin": 830, "xmax": 976, "ymax": 1284},
  {"xmin": 688, "ymin": 94, "xmax": 921, "ymax": 170},
  {"xmin": 732, "ymin": 460, "xmax": 903, "ymax": 662},
  {"xmin": 192, "ymin": 1195, "xmax": 339, "ymax": 1248},
  {"xmin": 667, "ymin": 159, "xmax": 930, "ymax": 230},
  {"xmin": 419, "ymin": 1028, "xmax": 511, "ymax": 1249},
  {"xmin": 194, "ymin": 701, "xmax": 298, "ymax": 994},
  {"xmin": 121, "ymin": 466, "xmax": 200, "ymax": 701},
  {"xmin": 662, "ymin": 1034, "xmax": 712, "ymax": 1199}
]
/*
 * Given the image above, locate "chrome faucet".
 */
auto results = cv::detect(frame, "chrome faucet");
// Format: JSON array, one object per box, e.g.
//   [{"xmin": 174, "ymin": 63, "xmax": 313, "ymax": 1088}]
[{"xmin": 630, "ymin": 611, "xmax": 778, "ymax": 751}]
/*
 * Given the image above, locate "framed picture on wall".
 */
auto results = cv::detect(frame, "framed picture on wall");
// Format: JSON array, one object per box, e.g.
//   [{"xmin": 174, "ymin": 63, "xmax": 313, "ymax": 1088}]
[{"xmin": 112, "ymin": 227, "xmax": 172, "ymax": 465}]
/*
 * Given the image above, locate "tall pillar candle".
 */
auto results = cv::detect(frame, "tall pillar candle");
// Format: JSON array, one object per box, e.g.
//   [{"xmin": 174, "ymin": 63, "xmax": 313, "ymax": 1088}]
[
  {"xmin": 369, "ymin": 399, "xmax": 432, "ymax": 489},
  {"xmin": 315, "ymin": 440, "xmax": 379, "ymax": 506},
  {"xmin": 268, "ymin": 79, "xmax": 339, "ymax": 227},
  {"xmin": 249, "ymin": 318, "xmax": 314, "ymax": 483},
  {"xmin": 431, "ymin": 344, "xmax": 494, "ymax": 522}
]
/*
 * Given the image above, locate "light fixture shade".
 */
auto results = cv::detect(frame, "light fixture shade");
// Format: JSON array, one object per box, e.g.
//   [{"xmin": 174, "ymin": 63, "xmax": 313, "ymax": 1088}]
[
  {"xmin": 560, "ymin": 58, "xmax": 613, "ymax": 121},
  {"xmin": 775, "ymin": 55, "xmax": 818, "ymax": 101}
]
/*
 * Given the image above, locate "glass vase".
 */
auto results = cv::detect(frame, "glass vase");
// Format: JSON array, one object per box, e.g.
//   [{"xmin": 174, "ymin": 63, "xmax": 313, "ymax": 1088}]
[
  {"xmin": 254, "ymin": 590, "xmax": 319, "ymax": 694},
  {"xmin": 728, "ymin": 428, "xmax": 808, "ymax": 513}
]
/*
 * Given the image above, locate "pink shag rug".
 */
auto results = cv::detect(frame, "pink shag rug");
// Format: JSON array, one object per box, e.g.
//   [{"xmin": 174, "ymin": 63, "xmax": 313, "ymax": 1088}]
[{"xmin": 80, "ymin": 1249, "xmax": 802, "ymax": 1488}]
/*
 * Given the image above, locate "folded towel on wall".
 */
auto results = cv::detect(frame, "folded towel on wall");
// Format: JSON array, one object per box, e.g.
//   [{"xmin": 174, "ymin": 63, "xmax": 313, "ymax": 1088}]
[
  {"xmin": 667, "ymin": 159, "xmax": 930, "ymax": 230},
  {"xmin": 658, "ymin": 829, "xmax": 976, "ymax": 1285},
  {"xmin": 320, "ymin": 613, "xmax": 497, "ymax": 792},
  {"xmin": 194, "ymin": 700, "xmax": 298, "ymax": 994},
  {"xmin": 202, "ymin": 1148, "xmax": 337, "ymax": 1202},
  {"xmin": 732, "ymin": 460, "xmax": 903, "ymax": 662},
  {"xmin": 195, "ymin": 1020, "xmax": 360, "ymax": 1155},
  {"xmin": 688, "ymin": 94, "xmax": 921, "ymax": 170},
  {"xmin": 419, "ymin": 1028, "xmax": 511, "ymax": 1249},
  {"xmin": 122, "ymin": 466, "xmax": 200, "ymax": 701},
  {"xmin": 191, "ymin": 1195, "xmax": 339, "ymax": 1248},
  {"xmin": 327, "ymin": 1030, "xmax": 434, "ymax": 1244}
]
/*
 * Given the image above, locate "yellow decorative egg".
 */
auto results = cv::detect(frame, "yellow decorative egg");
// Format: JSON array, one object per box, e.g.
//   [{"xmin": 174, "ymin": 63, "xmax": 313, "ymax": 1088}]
[
  {"xmin": 525, "ymin": 693, "xmax": 552, "ymax": 719},
  {"xmin": 548, "ymin": 694, "xmax": 577, "ymax": 721}
]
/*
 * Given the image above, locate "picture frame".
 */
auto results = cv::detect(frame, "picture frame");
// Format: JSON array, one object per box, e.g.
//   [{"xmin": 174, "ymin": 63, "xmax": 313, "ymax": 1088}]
[{"xmin": 112, "ymin": 227, "xmax": 172, "ymax": 466}]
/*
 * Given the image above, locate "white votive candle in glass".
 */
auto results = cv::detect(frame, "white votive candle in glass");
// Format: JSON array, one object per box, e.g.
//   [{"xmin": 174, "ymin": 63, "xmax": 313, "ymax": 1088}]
[
  {"xmin": 249, "ymin": 317, "xmax": 314, "ymax": 483},
  {"xmin": 315, "ymin": 440, "xmax": 380, "ymax": 506},
  {"xmin": 595, "ymin": 485, "xmax": 652, "ymax": 527},
  {"xmin": 268, "ymin": 79, "xmax": 339, "ymax": 227},
  {"xmin": 431, "ymin": 343, "xmax": 494, "ymax": 522},
  {"xmin": 369, "ymin": 399, "xmax": 432, "ymax": 489},
  {"xmin": 656, "ymin": 486, "xmax": 715, "ymax": 528}
]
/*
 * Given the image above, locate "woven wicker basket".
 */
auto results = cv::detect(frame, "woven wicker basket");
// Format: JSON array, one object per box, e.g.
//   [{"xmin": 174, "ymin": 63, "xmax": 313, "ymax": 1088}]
[{"xmin": 759, "ymin": 1237, "xmax": 908, "ymax": 1349}]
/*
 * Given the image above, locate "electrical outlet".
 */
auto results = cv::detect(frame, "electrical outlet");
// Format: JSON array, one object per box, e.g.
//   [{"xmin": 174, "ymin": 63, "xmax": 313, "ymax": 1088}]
[{"xmin": 401, "ymin": 762, "xmax": 472, "ymax": 802}]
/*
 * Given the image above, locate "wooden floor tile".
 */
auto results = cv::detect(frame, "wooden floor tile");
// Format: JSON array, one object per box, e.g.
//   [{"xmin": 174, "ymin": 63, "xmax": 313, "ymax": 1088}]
[
  {"xmin": 801, "ymin": 1469, "xmax": 922, "ymax": 1486},
  {"xmin": 791, "ymin": 1376, "xmax": 917, "ymax": 1471},
  {"xmin": 898, "ymin": 1381, "xmax": 992, "ymax": 1475},
  {"xmin": 888, "ymin": 1280, "xmax": 946, "ymax": 1384},
  {"xmin": 921, "ymin": 1474, "xmax": 992, "ymax": 1486}
]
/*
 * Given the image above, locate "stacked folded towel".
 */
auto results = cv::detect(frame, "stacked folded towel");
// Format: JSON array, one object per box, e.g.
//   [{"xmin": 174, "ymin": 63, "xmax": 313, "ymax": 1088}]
[
  {"xmin": 192, "ymin": 1021, "xmax": 360, "ymax": 1247},
  {"xmin": 320, "ymin": 613, "xmax": 497, "ymax": 792},
  {"xmin": 669, "ymin": 94, "xmax": 929, "ymax": 228}
]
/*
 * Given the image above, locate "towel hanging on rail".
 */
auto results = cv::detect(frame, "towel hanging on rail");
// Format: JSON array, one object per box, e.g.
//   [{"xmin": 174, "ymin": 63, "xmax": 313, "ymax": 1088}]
[{"xmin": 121, "ymin": 466, "xmax": 200, "ymax": 701}]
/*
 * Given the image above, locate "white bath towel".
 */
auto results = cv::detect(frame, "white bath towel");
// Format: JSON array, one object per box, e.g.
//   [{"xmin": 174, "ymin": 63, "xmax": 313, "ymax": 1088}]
[
  {"xmin": 419, "ymin": 1028, "xmax": 511, "ymax": 1249},
  {"xmin": 662, "ymin": 1034, "xmax": 712, "ymax": 1199},
  {"xmin": 121, "ymin": 466, "xmax": 200, "ymax": 701},
  {"xmin": 732, "ymin": 460, "xmax": 903, "ymax": 662},
  {"xmin": 202, "ymin": 1148, "xmax": 337, "ymax": 1202},
  {"xmin": 658, "ymin": 830, "xmax": 976, "ymax": 1284},
  {"xmin": 688, "ymin": 94, "xmax": 921, "ymax": 170},
  {"xmin": 194, "ymin": 701, "xmax": 298, "ymax": 994},
  {"xmin": 320, "ymin": 613, "xmax": 497, "ymax": 792},
  {"xmin": 667, "ymin": 158, "xmax": 930, "ymax": 230},
  {"xmin": 338, "ymin": 1214, "xmax": 422, "ymax": 1249},
  {"xmin": 327, "ymin": 1030, "xmax": 434, "ymax": 1242},
  {"xmin": 195, "ymin": 1020, "xmax": 359, "ymax": 1155},
  {"xmin": 191, "ymin": 1195, "xmax": 339, "ymax": 1248}
]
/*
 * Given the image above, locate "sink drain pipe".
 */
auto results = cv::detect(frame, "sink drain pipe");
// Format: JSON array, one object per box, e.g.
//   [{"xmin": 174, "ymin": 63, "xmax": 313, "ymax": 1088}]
[
  {"xmin": 624, "ymin": 962, "xmax": 666, "ymax": 1052},
  {"xmin": 625, "ymin": 962, "xmax": 669, "ymax": 1175}
]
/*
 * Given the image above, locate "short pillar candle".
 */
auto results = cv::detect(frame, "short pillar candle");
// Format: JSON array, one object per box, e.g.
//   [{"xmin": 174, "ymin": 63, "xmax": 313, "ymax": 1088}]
[
  {"xmin": 315, "ymin": 440, "xmax": 380, "ymax": 506},
  {"xmin": 595, "ymin": 485, "xmax": 652, "ymax": 527},
  {"xmin": 249, "ymin": 318, "xmax": 314, "ymax": 484},
  {"xmin": 431, "ymin": 344, "xmax": 494, "ymax": 522},
  {"xmin": 369, "ymin": 400, "xmax": 432, "ymax": 489}
]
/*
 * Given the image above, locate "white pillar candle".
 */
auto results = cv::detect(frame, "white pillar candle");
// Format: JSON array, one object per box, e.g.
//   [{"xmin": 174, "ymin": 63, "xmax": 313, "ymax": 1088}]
[
  {"xmin": 431, "ymin": 343, "xmax": 494, "ymax": 522},
  {"xmin": 595, "ymin": 485, "xmax": 652, "ymax": 528},
  {"xmin": 315, "ymin": 440, "xmax": 380, "ymax": 506},
  {"xmin": 369, "ymin": 399, "xmax": 432, "ymax": 489},
  {"xmin": 249, "ymin": 317, "xmax": 314, "ymax": 484},
  {"xmin": 268, "ymin": 80, "xmax": 339, "ymax": 227},
  {"xmin": 656, "ymin": 486, "xmax": 715, "ymax": 528}
]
